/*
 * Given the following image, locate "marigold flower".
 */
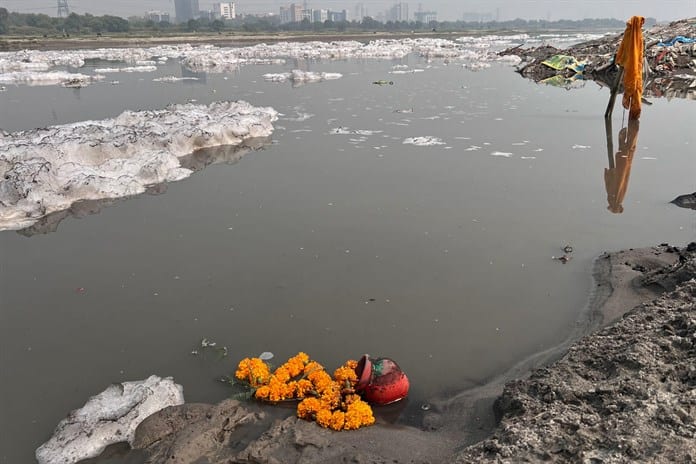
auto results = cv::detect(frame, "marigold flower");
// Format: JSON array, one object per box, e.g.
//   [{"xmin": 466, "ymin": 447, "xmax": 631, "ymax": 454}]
[
  {"xmin": 344, "ymin": 398, "xmax": 375, "ymax": 429},
  {"xmin": 329, "ymin": 410, "xmax": 346, "ymax": 431},
  {"xmin": 286, "ymin": 352, "xmax": 309, "ymax": 377},
  {"xmin": 254, "ymin": 385, "xmax": 271, "ymax": 400},
  {"xmin": 273, "ymin": 366, "xmax": 291, "ymax": 383},
  {"xmin": 297, "ymin": 397, "xmax": 322, "ymax": 420},
  {"xmin": 235, "ymin": 357, "xmax": 271, "ymax": 387},
  {"xmin": 237, "ymin": 354, "xmax": 375, "ymax": 431},
  {"xmin": 315, "ymin": 408, "xmax": 333, "ymax": 428},
  {"xmin": 333, "ymin": 365, "xmax": 358, "ymax": 385}
]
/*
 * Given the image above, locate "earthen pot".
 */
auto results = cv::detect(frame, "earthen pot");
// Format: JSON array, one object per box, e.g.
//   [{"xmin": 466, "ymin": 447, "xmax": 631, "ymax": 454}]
[{"xmin": 354, "ymin": 354, "xmax": 409, "ymax": 405}]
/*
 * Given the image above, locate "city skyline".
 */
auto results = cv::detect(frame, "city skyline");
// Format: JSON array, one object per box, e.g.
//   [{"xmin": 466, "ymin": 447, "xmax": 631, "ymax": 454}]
[{"xmin": 1, "ymin": 0, "xmax": 692, "ymax": 22}]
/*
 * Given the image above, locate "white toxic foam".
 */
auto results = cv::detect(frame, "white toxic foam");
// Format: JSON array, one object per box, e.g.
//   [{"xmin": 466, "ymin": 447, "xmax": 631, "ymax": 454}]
[
  {"xmin": 0, "ymin": 35, "xmax": 531, "ymax": 87},
  {"xmin": 0, "ymin": 100, "xmax": 278, "ymax": 231},
  {"xmin": 0, "ymin": 71, "xmax": 104, "ymax": 87},
  {"xmin": 263, "ymin": 69, "xmax": 343, "ymax": 83},
  {"xmin": 403, "ymin": 136, "xmax": 445, "ymax": 146}
]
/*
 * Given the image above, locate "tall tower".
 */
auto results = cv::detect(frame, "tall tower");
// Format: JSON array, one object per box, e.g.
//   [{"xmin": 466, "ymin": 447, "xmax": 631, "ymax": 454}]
[{"xmin": 57, "ymin": 0, "xmax": 70, "ymax": 18}]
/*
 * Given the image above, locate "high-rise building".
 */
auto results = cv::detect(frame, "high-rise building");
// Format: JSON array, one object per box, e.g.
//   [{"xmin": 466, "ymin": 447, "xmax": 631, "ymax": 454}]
[
  {"xmin": 313, "ymin": 9, "xmax": 328, "ymax": 23},
  {"xmin": 213, "ymin": 2, "xmax": 236, "ymax": 20},
  {"xmin": 290, "ymin": 3, "xmax": 303, "ymax": 22},
  {"xmin": 174, "ymin": 0, "xmax": 200, "ymax": 23},
  {"xmin": 354, "ymin": 3, "xmax": 367, "ymax": 21},
  {"xmin": 146, "ymin": 10, "xmax": 171, "ymax": 23},
  {"xmin": 328, "ymin": 9, "xmax": 348, "ymax": 22},
  {"xmin": 386, "ymin": 2, "xmax": 408, "ymax": 22}
]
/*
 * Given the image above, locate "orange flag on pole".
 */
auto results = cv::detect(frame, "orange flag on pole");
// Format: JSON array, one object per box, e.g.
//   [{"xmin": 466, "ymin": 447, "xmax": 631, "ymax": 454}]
[{"xmin": 615, "ymin": 16, "xmax": 645, "ymax": 120}]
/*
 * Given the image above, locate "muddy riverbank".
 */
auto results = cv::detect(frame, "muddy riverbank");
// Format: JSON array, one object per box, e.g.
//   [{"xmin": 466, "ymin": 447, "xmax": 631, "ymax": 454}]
[{"xmin": 61, "ymin": 242, "xmax": 695, "ymax": 463}]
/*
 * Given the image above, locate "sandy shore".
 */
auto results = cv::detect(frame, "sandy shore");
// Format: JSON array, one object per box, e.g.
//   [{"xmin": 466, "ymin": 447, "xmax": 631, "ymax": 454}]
[{"xmin": 118, "ymin": 242, "xmax": 694, "ymax": 463}]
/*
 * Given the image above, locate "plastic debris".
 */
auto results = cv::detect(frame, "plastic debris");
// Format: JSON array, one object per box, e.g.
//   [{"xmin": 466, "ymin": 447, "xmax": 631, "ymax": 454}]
[{"xmin": 373, "ymin": 80, "xmax": 394, "ymax": 85}]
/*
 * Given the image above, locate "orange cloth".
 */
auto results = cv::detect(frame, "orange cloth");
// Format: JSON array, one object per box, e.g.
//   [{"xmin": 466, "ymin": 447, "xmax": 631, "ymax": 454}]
[
  {"xmin": 615, "ymin": 16, "xmax": 645, "ymax": 120},
  {"xmin": 605, "ymin": 119, "xmax": 640, "ymax": 213}
]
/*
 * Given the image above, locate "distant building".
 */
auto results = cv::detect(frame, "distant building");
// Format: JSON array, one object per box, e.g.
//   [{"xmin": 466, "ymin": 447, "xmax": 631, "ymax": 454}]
[
  {"xmin": 213, "ymin": 2, "xmax": 236, "ymax": 20},
  {"xmin": 279, "ymin": 3, "xmax": 306, "ymax": 24},
  {"xmin": 386, "ymin": 2, "xmax": 408, "ymax": 22},
  {"xmin": 414, "ymin": 11, "xmax": 437, "ymax": 23},
  {"xmin": 174, "ymin": 0, "xmax": 199, "ymax": 23},
  {"xmin": 279, "ymin": 7, "xmax": 292, "ymax": 24},
  {"xmin": 328, "ymin": 9, "xmax": 348, "ymax": 22},
  {"xmin": 354, "ymin": 3, "xmax": 367, "ymax": 22},
  {"xmin": 313, "ymin": 9, "xmax": 328, "ymax": 23},
  {"xmin": 146, "ymin": 10, "xmax": 171, "ymax": 23},
  {"xmin": 462, "ymin": 12, "xmax": 493, "ymax": 22}
]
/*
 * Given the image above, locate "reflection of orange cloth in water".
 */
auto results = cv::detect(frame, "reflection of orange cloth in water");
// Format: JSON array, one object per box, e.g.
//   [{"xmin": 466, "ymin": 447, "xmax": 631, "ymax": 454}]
[
  {"xmin": 616, "ymin": 16, "xmax": 644, "ymax": 120},
  {"xmin": 605, "ymin": 119, "xmax": 640, "ymax": 213}
]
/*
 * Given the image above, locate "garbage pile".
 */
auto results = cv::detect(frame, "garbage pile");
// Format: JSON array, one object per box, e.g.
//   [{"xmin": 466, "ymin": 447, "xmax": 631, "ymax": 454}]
[{"xmin": 500, "ymin": 18, "xmax": 696, "ymax": 99}]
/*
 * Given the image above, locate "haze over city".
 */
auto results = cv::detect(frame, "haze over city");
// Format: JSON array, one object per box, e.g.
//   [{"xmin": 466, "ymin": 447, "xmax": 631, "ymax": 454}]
[{"xmin": 1, "ymin": 0, "xmax": 693, "ymax": 22}]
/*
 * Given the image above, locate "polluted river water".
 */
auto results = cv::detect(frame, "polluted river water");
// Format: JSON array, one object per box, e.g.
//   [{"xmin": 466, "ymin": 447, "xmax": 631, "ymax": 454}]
[{"xmin": 0, "ymin": 36, "xmax": 695, "ymax": 462}]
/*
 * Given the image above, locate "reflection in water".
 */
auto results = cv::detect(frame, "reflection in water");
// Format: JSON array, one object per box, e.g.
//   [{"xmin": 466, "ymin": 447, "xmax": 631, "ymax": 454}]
[
  {"xmin": 17, "ymin": 138, "xmax": 271, "ymax": 236},
  {"xmin": 604, "ymin": 118, "xmax": 640, "ymax": 213}
]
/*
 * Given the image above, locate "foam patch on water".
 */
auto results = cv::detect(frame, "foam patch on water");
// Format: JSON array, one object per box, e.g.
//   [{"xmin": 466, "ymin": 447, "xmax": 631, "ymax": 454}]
[
  {"xmin": 490, "ymin": 151, "xmax": 513, "ymax": 157},
  {"xmin": 152, "ymin": 76, "xmax": 200, "ymax": 83},
  {"xmin": 0, "ymin": 71, "xmax": 104, "ymax": 87},
  {"xmin": 330, "ymin": 127, "xmax": 382, "ymax": 135},
  {"xmin": 94, "ymin": 66, "xmax": 158, "ymax": 73},
  {"xmin": 0, "ymin": 101, "xmax": 278, "ymax": 231},
  {"xmin": 403, "ymin": 136, "xmax": 445, "ymax": 146},
  {"xmin": 262, "ymin": 69, "xmax": 342, "ymax": 84},
  {"xmin": 0, "ymin": 35, "xmax": 534, "ymax": 87}
]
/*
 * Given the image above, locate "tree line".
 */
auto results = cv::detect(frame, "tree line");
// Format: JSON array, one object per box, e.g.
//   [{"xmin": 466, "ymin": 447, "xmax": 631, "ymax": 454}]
[{"xmin": 1, "ymin": 9, "xmax": 642, "ymax": 37}]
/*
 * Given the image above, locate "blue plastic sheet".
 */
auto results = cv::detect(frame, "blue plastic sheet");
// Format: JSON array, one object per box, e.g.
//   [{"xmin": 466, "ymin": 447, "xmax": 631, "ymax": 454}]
[{"xmin": 657, "ymin": 36, "xmax": 696, "ymax": 47}]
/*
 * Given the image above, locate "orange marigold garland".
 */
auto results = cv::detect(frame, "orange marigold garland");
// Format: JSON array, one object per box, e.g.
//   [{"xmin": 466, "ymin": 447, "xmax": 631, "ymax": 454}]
[{"xmin": 234, "ymin": 352, "xmax": 375, "ymax": 431}]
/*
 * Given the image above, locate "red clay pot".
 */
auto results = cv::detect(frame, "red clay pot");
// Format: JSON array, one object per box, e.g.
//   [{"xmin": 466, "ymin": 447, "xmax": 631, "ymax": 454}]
[{"xmin": 354, "ymin": 354, "xmax": 409, "ymax": 405}]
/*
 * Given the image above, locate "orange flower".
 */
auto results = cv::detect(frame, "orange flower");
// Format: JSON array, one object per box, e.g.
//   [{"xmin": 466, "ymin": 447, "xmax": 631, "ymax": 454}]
[
  {"xmin": 315, "ymin": 408, "xmax": 333, "ymax": 428},
  {"xmin": 344, "ymin": 397, "xmax": 375, "ymax": 429},
  {"xmin": 297, "ymin": 397, "xmax": 322, "ymax": 420},
  {"xmin": 286, "ymin": 352, "xmax": 309, "ymax": 377},
  {"xmin": 235, "ymin": 357, "xmax": 270, "ymax": 387},
  {"xmin": 333, "ymin": 365, "xmax": 358, "ymax": 385},
  {"xmin": 329, "ymin": 410, "xmax": 346, "ymax": 431},
  {"xmin": 237, "ymin": 354, "xmax": 375, "ymax": 431}
]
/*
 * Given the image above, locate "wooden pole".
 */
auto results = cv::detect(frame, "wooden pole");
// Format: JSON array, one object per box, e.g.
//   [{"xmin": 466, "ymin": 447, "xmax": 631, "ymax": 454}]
[
  {"xmin": 604, "ymin": 65, "xmax": 624, "ymax": 119},
  {"xmin": 605, "ymin": 114, "xmax": 615, "ymax": 169}
]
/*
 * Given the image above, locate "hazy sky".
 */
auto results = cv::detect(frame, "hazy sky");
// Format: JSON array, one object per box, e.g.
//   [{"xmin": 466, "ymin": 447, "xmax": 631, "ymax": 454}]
[{"xmin": 1, "ymin": 0, "xmax": 693, "ymax": 22}]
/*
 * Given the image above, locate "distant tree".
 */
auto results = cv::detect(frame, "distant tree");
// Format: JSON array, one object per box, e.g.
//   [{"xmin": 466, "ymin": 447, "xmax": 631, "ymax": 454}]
[
  {"xmin": 63, "ymin": 12, "xmax": 82, "ymax": 33},
  {"xmin": 360, "ymin": 17, "xmax": 380, "ymax": 30},
  {"xmin": 186, "ymin": 19, "xmax": 200, "ymax": 31},
  {"xmin": 102, "ymin": 15, "xmax": 128, "ymax": 32},
  {"xmin": 211, "ymin": 19, "xmax": 225, "ymax": 31}
]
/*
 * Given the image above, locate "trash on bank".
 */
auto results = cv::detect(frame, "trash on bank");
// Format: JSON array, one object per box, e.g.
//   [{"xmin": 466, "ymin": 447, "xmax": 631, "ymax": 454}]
[{"xmin": 541, "ymin": 54, "xmax": 586, "ymax": 73}]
